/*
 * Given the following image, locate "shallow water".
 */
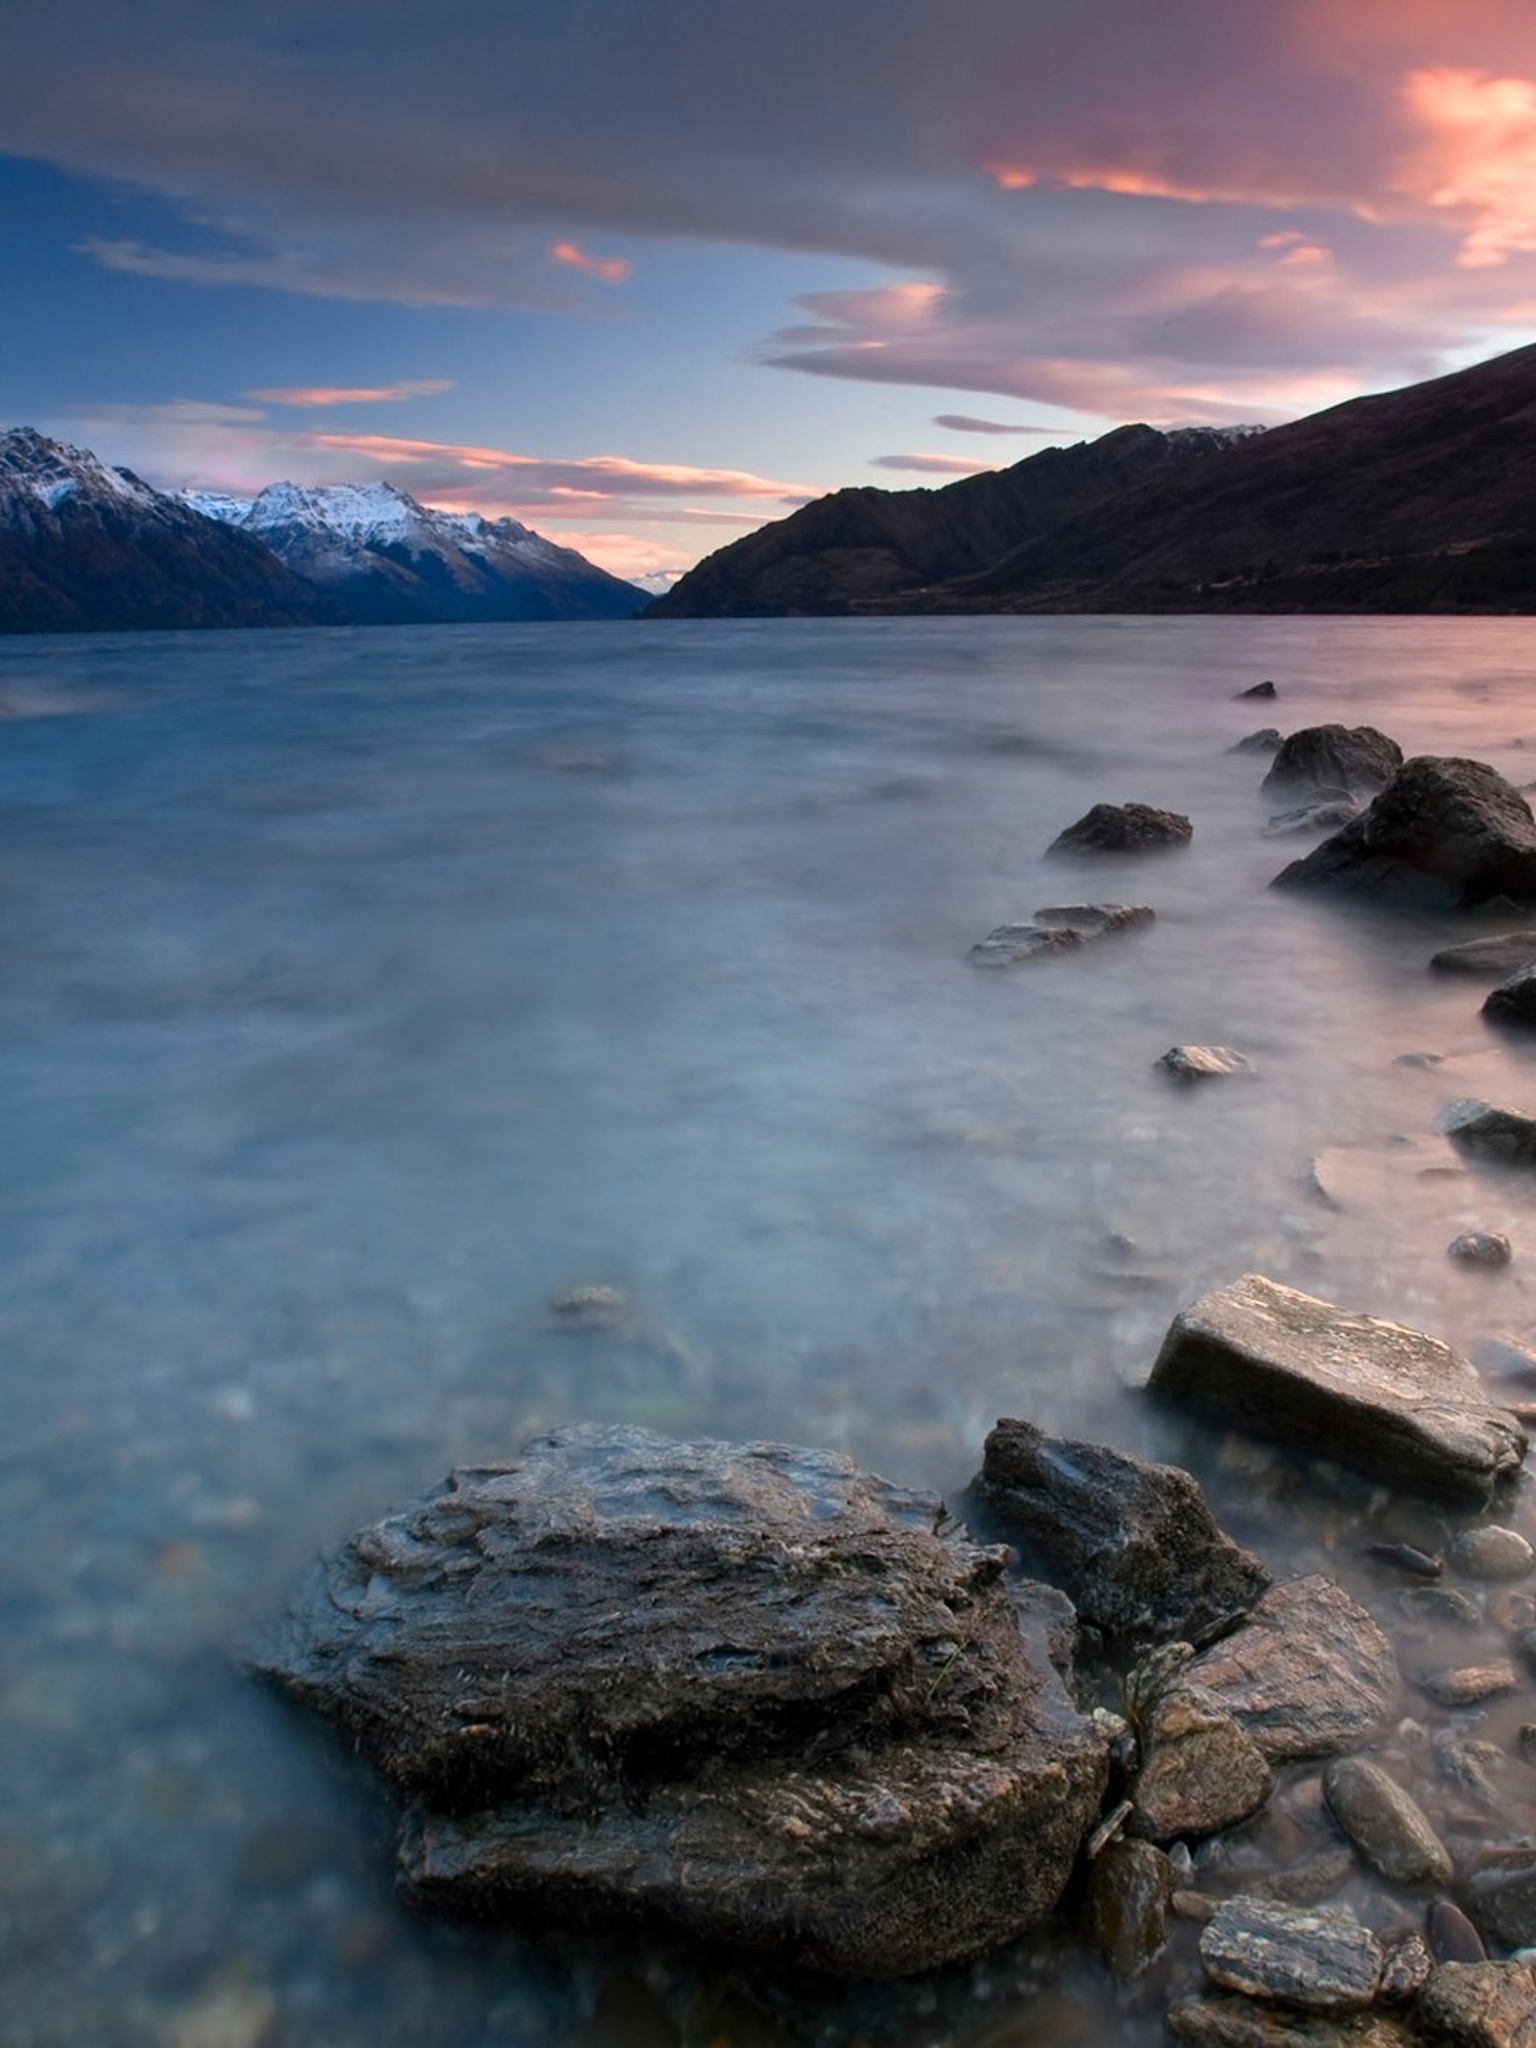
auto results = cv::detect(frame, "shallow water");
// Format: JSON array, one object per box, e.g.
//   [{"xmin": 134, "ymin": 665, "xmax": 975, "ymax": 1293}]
[{"xmin": 4, "ymin": 615, "xmax": 1536, "ymax": 2045}]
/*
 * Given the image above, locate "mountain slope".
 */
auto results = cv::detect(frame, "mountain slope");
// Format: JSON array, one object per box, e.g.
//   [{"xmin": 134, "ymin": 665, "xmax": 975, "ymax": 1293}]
[
  {"xmin": 0, "ymin": 430, "xmax": 337, "ymax": 633},
  {"xmin": 647, "ymin": 425, "xmax": 1259, "ymax": 617},
  {"xmin": 190, "ymin": 481, "xmax": 646, "ymax": 624}
]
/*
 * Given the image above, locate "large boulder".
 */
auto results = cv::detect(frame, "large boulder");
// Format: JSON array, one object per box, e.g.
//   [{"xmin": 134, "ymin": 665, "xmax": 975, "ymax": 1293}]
[
  {"xmin": 1048, "ymin": 802, "xmax": 1192, "ymax": 855},
  {"xmin": 1149, "ymin": 1273, "xmax": 1527, "ymax": 1505},
  {"xmin": 1271, "ymin": 757, "xmax": 1536, "ymax": 911},
  {"xmin": 1260, "ymin": 725, "xmax": 1402, "ymax": 801},
  {"xmin": 975, "ymin": 1419, "xmax": 1270, "ymax": 1657},
  {"xmin": 254, "ymin": 1425, "xmax": 1110, "ymax": 1978}
]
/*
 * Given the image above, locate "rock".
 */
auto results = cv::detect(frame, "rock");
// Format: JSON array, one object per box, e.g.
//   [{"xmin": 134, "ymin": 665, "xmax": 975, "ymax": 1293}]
[
  {"xmin": 1199, "ymin": 1896, "xmax": 1384, "ymax": 2012},
  {"xmin": 1486, "ymin": 971, "xmax": 1536, "ymax": 1027},
  {"xmin": 1159, "ymin": 1045, "xmax": 1256, "ymax": 1081},
  {"xmin": 1322, "ymin": 1757, "xmax": 1452, "ymax": 1887},
  {"xmin": 1401, "ymin": 1587, "xmax": 1483, "ymax": 1630},
  {"xmin": 1166, "ymin": 1996, "xmax": 1403, "ymax": 2045},
  {"xmin": 1081, "ymin": 1836, "xmax": 1174, "ymax": 1980},
  {"xmin": 1514, "ymin": 1630, "xmax": 1536, "ymax": 1676},
  {"xmin": 1265, "ymin": 797, "xmax": 1362, "ymax": 838},
  {"xmin": 1272, "ymin": 757, "xmax": 1536, "ymax": 912},
  {"xmin": 1443, "ymin": 1100, "xmax": 1536, "ymax": 1167},
  {"xmin": 254, "ymin": 1425, "xmax": 1111, "ymax": 1978},
  {"xmin": 1448, "ymin": 1233, "xmax": 1515, "ymax": 1269},
  {"xmin": 1238, "ymin": 681, "xmax": 1279, "ymax": 700},
  {"xmin": 161, "ymin": 1986, "xmax": 277, "ymax": 2048},
  {"xmin": 1148, "ymin": 1273, "xmax": 1528, "ymax": 1506},
  {"xmin": 1432, "ymin": 936, "xmax": 1536, "ymax": 978},
  {"xmin": 975, "ymin": 1419, "xmax": 1271, "ymax": 1657},
  {"xmin": 1248, "ymin": 1846, "xmax": 1357, "ymax": 1907},
  {"xmin": 1033, "ymin": 902, "xmax": 1158, "ymax": 933},
  {"xmin": 1415, "ymin": 1960, "xmax": 1536, "ymax": 2047},
  {"xmin": 1364, "ymin": 1543, "xmax": 1443, "ymax": 1579},
  {"xmin": 968, "ymin": 902, "xmax": 1154, "ymax": 967},
  {"xmin": 1417, "ymin": 1662, "xmax": 1520, "ymax": 1708},
  {"xmin": 549, "ymin": 1282, "xmax": 628, "ymax": 1324},
  {"xmin": 1450, "ymin": 1528, "xmax": 1534, "ymax": 1581},
  {"xmin": 1130, "ymin": 1683, "xmax": 1275, "ymax": 1842},
  {"xmin": 1261, "ymin": 725, "xmax": 1403, "ymax": 800},
  {"xmin": 1435, "ymin": 1732, "xmax": 1514, "ymax": 1809},
  {"xmin": 1378, "ymin": 1934, "xmax": 1432, "ymax": 2004},
  {"xmin": 1430, "ymin": 1899, "xmax": 1490, "ymax": 1965},
  {"xmin": 1173, "ymin": 1576, "xmax": 1398, "ymax": 1762},
  {"xmin": 1048, "ymin": 801, "xmax": 1193, "ymax": 855},
  {"xmin": 1467, "ymin": 1853, "xmax": 1536, "ymax": 1949},
  {"xmin": 1232, "ymin": 727, "xmax": 1283, "ymax": 753}
]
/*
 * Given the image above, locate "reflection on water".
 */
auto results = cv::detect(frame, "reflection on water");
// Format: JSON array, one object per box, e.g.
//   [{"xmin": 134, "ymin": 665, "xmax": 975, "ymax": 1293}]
[{"xmin": 4, "ymin": 616, "xmax": 1536, "ymax": 2043}]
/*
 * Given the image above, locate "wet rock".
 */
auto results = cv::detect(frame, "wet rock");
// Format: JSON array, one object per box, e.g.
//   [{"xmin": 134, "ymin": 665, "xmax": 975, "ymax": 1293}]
[
  {"xmin": 1199, "ymin": 1896, "xmax": 1384, "ymax": 2012},
  {"xmin": 1081, "ymin": 1836, "xmax": 1174, "ymax": 1980},
  {"xmin": 1432, "ymin": 936, "xmax": 1536, "ymax": 979},
  {"xmin": 1322, "ymin": 1757, "xmax": 1452, "ymax": 1887},
  {"xmin": 1159, "ymin": 1046, "xmax": 1256, "ymax": 1081},
  {"xmin": 1033, "ymin": 902, "xmax": 1157, "ymax": 933},
  {"xmin": 1366, "ymin": 1543, "xmax": 1443, "ymax": 1579},
  {"xmin": 1248, "ymin": 1846, "xmax": 1357, "ymax": 1907},
  {"xmin": 1418, "ymin": 1662, "xmax": 1521, "ymax": 1708},
  {"xmin": 1514, "ymin": 1630, "xmax": 1536, "ymax": 1677},
  {"xmin": 1261, "ymin": 725, "xmax": 1403, "ymax": 800},
  {"xmin": 1418, "ymin": 1960, "xmax": 1536, "ymax": 2047},
  {"xmin": 1173, "ymin": 1576, "xmax": 1397, "ymax": 1763},
  {"xmin": 975, "ymin": 1419, "xmax": 1270, "ymax": 1658},
  {"xmin": 1149, "ymin": 1274, "xmax": 1527, "ymax": 1506},
  {"xmin": 1443, "ymin": 1100, "xmax": 1536, "ymax": 1167},
  {"xmin": 968, "ymin": 903, "xmax": 1154, "ymax": 967},
  {"xmin": 1467, "ymin": 1853, "xmax": 1536, "ymax": 1949},
  {"xmin": 1232, "ymin": 728, "xmax": 1283, "ymax": 754},
  {"xmin": 1238, "ymin": 681, "xmax": 1279, "ymax": 700},
  {"xmin": 1435, "ymin": 1733, "xmax": 1513, "ymax": 1809},
  {"xmin": 1265, "ymin": 797, "xmax": 1362, "ymax": 839},
  {"xmin": 1486, "ymin": 970, "xmax": 1536, "ymax": 1028},
  {"xmin": 161, "ymin": 1985, "xmax": 277, "ymax": 2048},
  {"xmin": 1448, "ymin": 1234, "xmax": 1515, "ymax": 1269},
  {"xmin": 1272, "ymin": 757, "xmax": 1536, "ymax": 912},
  {"xmin": 1130, "ymin": 1684, "xmax": 1275, "ymax": 1842},
  {"xmin": 1166, "ymin": 1996, "xmax": 1403, "ymax": 2045},
  {"xmin": 1431, "ymin": 1899, "xmax": 1490, "ymax": 1965},
  {"xmin": 1378, "ymin": 1934, "xmax": 1432, "ymax": 2004},
  {"xmin": 1048, "ymin": 802, "xmax": 1193, "ymax": 855},
  {"xmin": 1450, "ymin": 1528, "xmax": 1534, "ymax": 1581},
  {"xmin": 255, "ymin": 1425, "xmax": 1111, "ymax": 1978}
]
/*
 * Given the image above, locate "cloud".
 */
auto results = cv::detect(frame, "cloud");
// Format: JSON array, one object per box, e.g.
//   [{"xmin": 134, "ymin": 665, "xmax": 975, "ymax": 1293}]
[
  {"xmin": 245, "ymin": 380, "xmax": 453, "ymax": 405},
  {"xmin": 58, "ymin": 398, "xmax": 268, "ymax": 425},
  {"xmin": 305, "ymin": 432, "xmax": 804, "ymax": 500},
  {"xmin": 870, "ymin": 452, "xmax": 996, "ymax": 474},
  {"xmin": 549, "ymin": 240, "xmax": 631, "ymax": 283},
  {"xmin": 934, "ymin": 414, "xmax": 1056, "ymax": 434},
  {"xmin": 1400, "ymin": 68, "xmax": 1536, "ymax": 264}
]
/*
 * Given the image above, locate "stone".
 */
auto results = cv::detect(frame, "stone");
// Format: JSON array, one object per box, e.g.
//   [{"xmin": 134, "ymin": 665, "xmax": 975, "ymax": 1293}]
[
  {"xmin": 1378, "ymin": 1934, "xmax": 1432, "ymax": 2004},
  {"xmin": 1487, "ymin": 970, "xmax": 1536, "ymax": 1027},
  {"xmin": 1321, "ymin": 1757, "xmax": 1452, "ymax": 1887},
  {"xmin": 1444, "ymin": 1100, "xmax": 1536, "ymax": 1167},
  {"xmin": 1272, "ymin": 757, "xmax": 1536, "ymax": 912},
  {"xmin": 1174, "ymin": 1576, "xmax": 1397, "ymax": 1762},
  {"xmin": 1159, "ymin": 1045, "xmax": 1256, "ymax": 1081},
  {"xmin": 1166, "ymin": 1997, "xmax": 1403, "ymax": 2045},
  {"xmin": 1417, "ymin": 1662, "xmax": 1520, "ymax": 1708},
  {"xmin": 1081, "ymin": 1836, "xmax": 1174, "ymax": 1980},
  {"xmin": 254, "ymin": 1425, "xmax": 1111, "ymax": 1979},
  {"xmin": 975, "ymin": 1419, "xmax": 1270, "ymax": 1658},
  {"xmin": 1048, "ymin": 801, "xmax": 1193, "ymax": 855},
  {"xmin": 1401, "ymin": 1587, "xmax": 1483, "ymax": 1630},
  {"xmin": 1450, "ymin": 1528, "xmax": 1534, "ymax": 1581},
  {"xmin": 1032, "ymin": 902, "xmax": 1158, "ymax": 933},
  {"xmin": 1435, "ymin": 1732, "xmax": 1514, "ymax": 1809},
  {"xmin": 1467, "ymin": 1853, "xmax": 1536, "ymax": 1949},
  {"xmin": 1232, "ymin": 727, "xmax": 1283, "ymax": 753},
  {"xmin": 1248, "ymin": 1846, "xmax": 1357, "ymax": 1907},
  {"xmin": 1430, "ymin": 1899, "xmax": 1490, "ymax": 1965},
  {"xmin": 1238, "ymin": 681, "xmax": 1279, "ymax": 700},
  {"xmin": 1261, "ymin": 725, "xmax": 1403, "ymax": 800},
  {"xmin": 1432, "ymin": 936, "xmax": 1536, "ymax": 978},
  {"xmin": 1199, "ymin": 1897, "xmax": 1384, "ymax": 2012},
  {"xmin": 161, "ymin": 1986, "xmax": 277, "ymax": 2048},
  {"xmin": 1416, "ymin": 1960, "xmax": 1536, "ymax": 2046},
  {"xmin": 1149, "ymin": 1274, "xmax": 1528, "ymax": 1506},
  {"xmin": 1130, "ymin": 1683, "xmax": 1275, "ymax": 1842},
  {"xmin": 968, "ymin": 902, "xmax": 1154, "ymax": 967},
  {"xmin": 1265, "ymin": 797, "xmax": 1362, "ymax": 838},
  {"xmin": 1448, "ymin": 1233, "xmax": 1515, "ymax": 1269},
  {"xmin": 1364, "ymin": 1543, "xmax": 1443, "ymax": 1578}
]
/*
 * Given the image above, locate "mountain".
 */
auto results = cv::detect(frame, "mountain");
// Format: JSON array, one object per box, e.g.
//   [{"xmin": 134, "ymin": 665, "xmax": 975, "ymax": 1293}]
[
  {"xmin": 0, "ymin": 429, "xmax": 337, "ymax": 633},
  {"xmin": 187, "ymin": 481, "xmax": 646, "ymax": 623},
  {"xmin": 646, "ymin": 425, "xmax": 1261, "ymax": 617}
]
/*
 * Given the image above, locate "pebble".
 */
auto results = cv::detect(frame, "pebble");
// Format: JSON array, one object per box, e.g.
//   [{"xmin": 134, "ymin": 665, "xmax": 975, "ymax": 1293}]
[
  {"xmin": 1364, "ymin": 1541, "xmax": 1442, "ymax": 1578},
  {"xmin": 1450, "ymin": 1527, "xmax": 1535, "ymax": 1581},
  {"xmin": 1448, "ymin": 1231, "xmax": 1515, "ymax": 1268},
  {"xmin": 1158, "ymin": 1046, "xmax": 1255, "ymax": 1081},
  {"xmin": 1418, "ymin": 1661, "xmax": 1522, "ymax": 1707},
  {"xmin": 1400, "ymin": 1585, "xmax": 1482, "ymax": 1630},
  {"xmin": 1429, "ymin": 1897, "xmax": 1489, "ymax": 1963},
  {"xmin": 1322, "ymin": 1756, "xmax": 1452, "ymax": 1887},
  {"xmin": 1376, "ymin": 1932, "xmax": 1432, "ymax": 2003}
]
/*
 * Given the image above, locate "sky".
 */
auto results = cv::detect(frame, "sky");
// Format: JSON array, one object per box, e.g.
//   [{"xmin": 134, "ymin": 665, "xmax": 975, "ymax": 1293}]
[{"xmin": 5, "ymin": 1, "xmax": 1536, "ymax": 583}]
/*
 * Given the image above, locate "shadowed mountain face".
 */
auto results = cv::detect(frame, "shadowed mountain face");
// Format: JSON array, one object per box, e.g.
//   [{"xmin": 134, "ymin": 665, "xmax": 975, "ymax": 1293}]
[
  {"xmin": 651, "ymin": 342, "xmax": 1536, "ymax": 618},
  {"xmin": 0, "ymin": 430, "xmax": 338, "ymax": 633},
  {"xmin": 647, "ymin": 426, "xmax": 1257, "ymax": 617}
]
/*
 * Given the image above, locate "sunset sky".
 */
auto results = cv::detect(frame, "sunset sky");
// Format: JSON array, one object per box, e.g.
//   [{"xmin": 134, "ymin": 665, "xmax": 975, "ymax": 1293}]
[{"xmin": 6, "ymin": 1, "xmax": 1536, "ymax": 581}]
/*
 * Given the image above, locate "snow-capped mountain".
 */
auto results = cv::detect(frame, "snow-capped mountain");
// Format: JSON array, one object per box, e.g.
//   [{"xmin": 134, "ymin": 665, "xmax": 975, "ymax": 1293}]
[
  {"xmin": 0, "ymin": 429, "xmax": 334, "ymax": 633},
  {"xmin": 184, "ymin": 479, "xmax": 646, "ymax": 624}
]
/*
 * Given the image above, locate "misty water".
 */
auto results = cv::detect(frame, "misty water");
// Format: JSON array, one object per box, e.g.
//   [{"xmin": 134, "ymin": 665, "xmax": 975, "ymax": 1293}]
[{"xmin": 6, "ymin": 615, "xmax": 1536, "ymax": 2046}]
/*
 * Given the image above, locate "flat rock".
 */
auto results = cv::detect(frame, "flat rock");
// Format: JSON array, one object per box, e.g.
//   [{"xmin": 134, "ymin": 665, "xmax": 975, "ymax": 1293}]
[
  {"xmin": 1159, "ymin": 1045, "xmax": 1256, "ymax": 1081},
  {"xmin": 1174, "ymin": 1576, "xmax": 1397, "ymax": 1762},
  {"xmin": 1322, "ymin": 1756, "xmax": 1451, "ymax": 1887},
  {"xmin": 1261, "ymin": 725, "xmax": 1403, "ymax": 800},
  {"xmin": 1149, "ymin": 1273, "xmax": 1527, "ymax": 1506},
  {"xmin": 1048, "ymin": 802, "xmax": 1192, "ymax": 855},
  {"xmin": 1199, "ymin": 1896, "xmax": 1384, "ymax": 2012},
  {"xmin": 968, "ymin": 902, "xmax": 1153, "ymax": 967},
  {"xmin": 1167, "ymin": 1996, "xmax": 1404, "ymax": 2045},
  {"xmin": 1450, "ymin": 1527, "xmax": 1534, "ymax": 1580},
  {"xmin": 1432, "ymin": 935, "xmax": 1536, "ymax": 978},
  {"xmin": 1486, "ymin": 969, "xmax": 1536, "ymax": 1026},
  {"xmin": 1466, "ymin": 1852, "xmax": 1536, "ymax": 1949},
  {"xmin": 1272, "ymin": 757, "xmax": 1536, "ymax": 911},
  {"xmin": 1443, "ymin": 1100, "xmax": 1536, "ymax": 1166},
  {"xmin": 1130, "ymin": 1683, "xmax": 1274, "ymax": 1841},
  {"xmin": 1416, "ymin": 1960, "xmax": 1536, "ymax": 2048},
  {"xmin": 1082, "ymin": 1836, "xmax": 1174, "ymax": 1981},
  {"xmin": 254, "ymin": 1425, "xmax": 1110, "ymax": 1978},
  {"xmin": 976, "ymin": 1419, "xmax": 1270, "ymax": 1657}
]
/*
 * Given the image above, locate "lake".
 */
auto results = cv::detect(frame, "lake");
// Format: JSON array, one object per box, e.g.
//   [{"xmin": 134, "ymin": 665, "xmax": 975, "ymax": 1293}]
[{"xmin": 4, "ymin": 615, "xmax": 1536, "ymax": 2045}]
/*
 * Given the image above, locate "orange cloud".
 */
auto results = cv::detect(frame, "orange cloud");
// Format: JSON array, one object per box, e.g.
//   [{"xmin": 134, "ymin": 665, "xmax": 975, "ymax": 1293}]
[
  {"xmin": 549, "ymin": 240, "xmax": 631, "ymax": 283},
  {"xmin": 245, "ymin": 380, "xmax": 453, "ymax": 405},
  {"xmin": 1402, "ymin": 67, "xmax": 1536, "ymax": 265}
]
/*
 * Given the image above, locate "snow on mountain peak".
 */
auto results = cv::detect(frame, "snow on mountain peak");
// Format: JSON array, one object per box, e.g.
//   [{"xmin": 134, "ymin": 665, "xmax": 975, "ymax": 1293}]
[{"xmin": 0, "ymin": 426, "xmax": 161, "ymax": 515}]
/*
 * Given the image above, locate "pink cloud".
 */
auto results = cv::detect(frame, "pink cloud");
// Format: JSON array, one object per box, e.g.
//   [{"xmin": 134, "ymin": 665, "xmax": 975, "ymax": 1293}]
[
  {"xmin": 306, "ymin": 432, "xmax": 803, "ymax": 500},
  {"xmin": 549, "ymin": 240, "xmax": 631, "ymax": 283},
  {"xmin": 1400, "ymin": 67, "xmax": 1536, "ymax": 264},
  {"xmin": 245, "ymin": 380, "xmax": 453, "ymax": 405}
]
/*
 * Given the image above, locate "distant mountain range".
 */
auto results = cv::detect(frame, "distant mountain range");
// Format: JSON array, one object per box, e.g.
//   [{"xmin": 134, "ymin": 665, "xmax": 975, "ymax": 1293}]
[
  {"xmin": 0, "ymin": 429, "xmax": 646, "ymax": 633},
  {"xmin": 650, "ymin": 341, "xmax": 1536, "ymax": 617}
]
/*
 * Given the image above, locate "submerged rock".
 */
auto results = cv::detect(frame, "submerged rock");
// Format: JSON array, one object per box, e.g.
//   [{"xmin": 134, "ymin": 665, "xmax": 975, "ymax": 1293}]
[
  {"xmin": 1199, "ymin": 1896, "xmax": 1384, "ymax": 2012},
  {"xmin": 1260, "ymin": 725, "xmax": 1403, "ymax": 801},
  {"xmin": 1159, "ymin": 1045, "xmax": 1256, "ymax": 1081},
  {"xmin": 1265, "ymin": 797, "xmax": 1362, "ymax": 838},
  {"xmin": 1466, "ymin": 1853, "xmax": 1536, "ymax": 1950},
  {"xmin": 1449, "ymin": 1527, "xmax": 1534, "ymax": 1580},
  {"xmin": 1082, "ymin": 1836, "xmax": 1174, "ymax": 1981},
  {"xmin": 1321, "ymin": 1756, "xmax": 1451, "ymax": 1888},
  {"xmin": 1238, "ymin": 682, "xmax": 1279, "ymax": 700},
  {"xmin": 1149, "ymin": 1273, "xmax": 1528, "ymax": 1506},
  {"xmin": 1271, "ymin": 757, "xmax": 1536, "ymax": 911},
  {"xmin": 1415, "ymin": 1960, "xmax": 1536, "ymax": 2048},
  {"xmin": 1485, "ymin": 969, "xmax": 1536, "ymax": 1027},
  {"xmin": 254, "ymin": 1425, "xmax": 1110, "ymax": 1978},
  {"xmin": 976, "ymin": 1419, "xmax": 1271, "ymax": 1657},
  {"xmin": 1417, "ymin": 1661, "xmax": 1520, "ymax": 1708},
  {"xmin": 1166, "ymin": 1997, "xmax": 1403, "ymax": 2045},
  {"xmin": 1443, "ymin": 1100, "xmax": 1536, "ymax": 1167},
  {"xmin": 1232, "ymin": 728, "xmax": 1283, "ymax": 754},
  {"xmin": 968, "ymin": 902, "xmax": 1154, "ymax": 967},
  {"xmin": 1448, "ymin": 1233, "xmax": 1515, "ymax": 1269},
  {"xmin": 1432, "ymin": 934, "xmax": 1536, "ymax": 978},
  {"xmin": 1048, "ymin": 801, "xmax": 1193, "ymax": 855}
]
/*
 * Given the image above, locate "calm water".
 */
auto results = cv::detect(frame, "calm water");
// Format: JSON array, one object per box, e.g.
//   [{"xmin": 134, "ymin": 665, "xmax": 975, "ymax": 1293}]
[{"xmin": 4, "ymin": 616, "xmax": 1536, "ymax": 2046}]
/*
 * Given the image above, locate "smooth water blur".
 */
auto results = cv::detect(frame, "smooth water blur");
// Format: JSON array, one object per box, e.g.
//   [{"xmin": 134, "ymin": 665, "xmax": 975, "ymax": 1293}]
[{"xmin": 4, "ymin": 616, "xmax": 1536, "ymax": 2046}]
